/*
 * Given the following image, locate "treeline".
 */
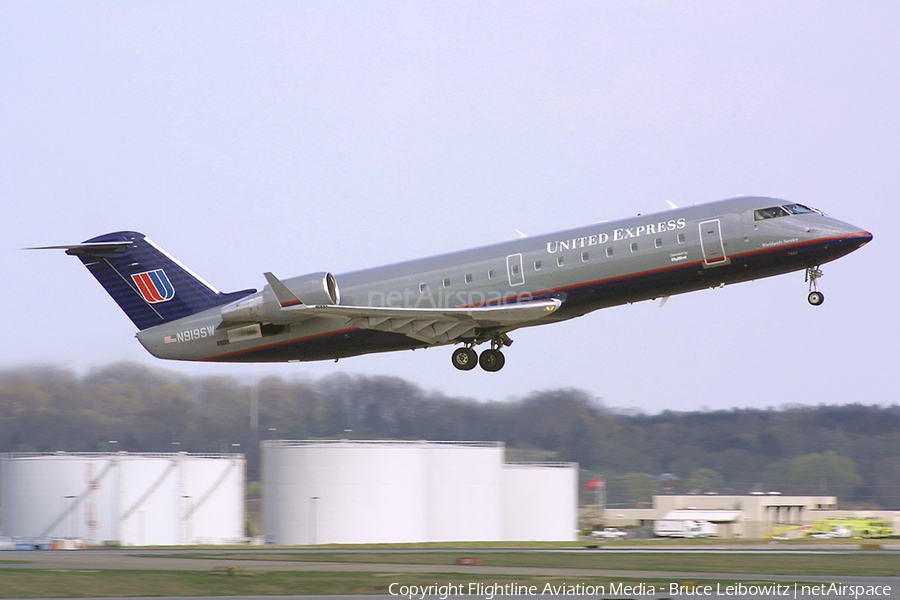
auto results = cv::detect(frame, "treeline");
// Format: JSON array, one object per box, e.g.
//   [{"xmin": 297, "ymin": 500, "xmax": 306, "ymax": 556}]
[{"xmin": 1, "ymin": 362, "xmax": 898, "ymax": 508}]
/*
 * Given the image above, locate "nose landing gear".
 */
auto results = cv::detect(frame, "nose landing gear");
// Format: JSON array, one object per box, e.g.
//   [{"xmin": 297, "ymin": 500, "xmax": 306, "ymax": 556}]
[
  {"xmin": 806, "ymin": 266, "xmax": 825, "ymax": 306},
  {"xmin": 451, "ymin": 334, "xmax": 511, "ymax": 372}
]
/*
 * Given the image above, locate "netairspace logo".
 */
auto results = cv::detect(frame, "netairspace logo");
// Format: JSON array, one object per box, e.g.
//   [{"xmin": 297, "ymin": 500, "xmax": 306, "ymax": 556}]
[{"xmin": 388, "ymin": 581, "xmax": 894, "ymax": 599}]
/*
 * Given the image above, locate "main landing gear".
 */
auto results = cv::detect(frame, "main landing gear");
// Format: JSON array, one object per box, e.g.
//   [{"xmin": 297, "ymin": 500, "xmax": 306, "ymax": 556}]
[
  {"xmin": 451, "ymin": 334, "xmax": 511, "ymax": 372},
  {"xmin": 806, "ymin": 266, "xmax": 825, "ymax": 306}
]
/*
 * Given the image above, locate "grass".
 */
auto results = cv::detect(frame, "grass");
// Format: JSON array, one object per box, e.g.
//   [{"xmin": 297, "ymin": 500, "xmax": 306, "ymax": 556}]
[
  {"xmin": 0, "ymin": 569, "xmax": 383, "ymax": 598},
  {"xmin": 2, "ymin": 545, "xmax": 895, "ymax": 598},
  {"xmin": 146, "ymin": 550, "xmax": 900, "ymax": 576},
  {"xmin": 0, "ymin": 569, "xmax": 814, "ymax": 598}
]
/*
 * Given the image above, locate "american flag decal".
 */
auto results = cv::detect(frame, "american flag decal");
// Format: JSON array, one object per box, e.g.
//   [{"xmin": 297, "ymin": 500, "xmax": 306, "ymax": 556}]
[{"xmin": 132, "ymin": 269, "xmax": 175, "ymax": 303}]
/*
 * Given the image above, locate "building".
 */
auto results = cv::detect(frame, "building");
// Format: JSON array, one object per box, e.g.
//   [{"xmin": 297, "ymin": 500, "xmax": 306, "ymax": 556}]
[
  {"xmin": 0, "ymin": 452, "xmax": 244, "ymax": 546},
  {"xmin": 262, "ymin": 440, "xmax": 577, "ymax": 544},
  {"xmin": 600, "ymin": 493, "xmax": 900, "ymax": 538}
]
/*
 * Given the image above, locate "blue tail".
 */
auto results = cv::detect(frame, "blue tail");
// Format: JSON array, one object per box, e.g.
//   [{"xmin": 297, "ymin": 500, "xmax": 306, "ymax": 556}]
[{"xmin": 67, "ymin": 231, "xmax": 255, "ymax": 330}]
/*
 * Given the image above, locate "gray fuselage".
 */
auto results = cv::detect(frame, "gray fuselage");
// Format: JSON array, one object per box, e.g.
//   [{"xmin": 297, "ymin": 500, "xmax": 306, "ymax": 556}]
[{"xmin": 136, "ymin": 196, "xmax": 871, "ymax": 363}]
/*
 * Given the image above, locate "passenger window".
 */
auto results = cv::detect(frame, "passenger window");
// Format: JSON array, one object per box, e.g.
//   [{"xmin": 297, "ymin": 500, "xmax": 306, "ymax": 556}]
[
  {"xmin": 534, "ymin": 260, "xmax": 542, "ymax": 271},
  {"xmin": 606, "ymin": 247, "xmax": 614, "ymax": 258},
  {"xmin": 442, "ymin": 278, "xmax": 451, "ymax": 289},
  {"xmin": 511, "ymin": 264, "xmax": 520, "ymax": 276},
  {"xmin": 557, "ymin": 256, "xmax": 565, "ymax": 267},
  {"xmin": 487, "ymin": 269, "xmax": 496, "ymax": 280},
  {"xmin": 630, "ymin": 242, "xmax": 638, "ymax": 253},
  {"xmin": 655, "ymin": 237, "xmax": 663, "ymax": 248},
  {"xmin": 465, "ymin": 273, "xmax": 473, "ymax": 285},
  {"xmin": 677, "ymin": 233, "xmax": 686, "ymax": 244},
  {"xmin": 581, "ymin": 251, "xmax": 590, "ymax": 262},
  {"xmin": 419, "ymin": 282, "xmax": 428, "ymax": 294}
]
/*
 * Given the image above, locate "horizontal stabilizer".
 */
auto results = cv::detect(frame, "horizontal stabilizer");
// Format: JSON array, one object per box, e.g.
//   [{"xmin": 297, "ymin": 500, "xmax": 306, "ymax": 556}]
[{"xmin": 27, "ymin": 241, "xmax": 134, "ymax": 255}]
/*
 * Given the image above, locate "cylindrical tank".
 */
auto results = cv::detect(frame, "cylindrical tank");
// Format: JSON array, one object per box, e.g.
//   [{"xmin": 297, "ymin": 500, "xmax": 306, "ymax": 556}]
[
  {"xmin": 262, "ymin": 440, "xmax": 504, "ymax": 544},
  {"xmin": 422, "ymin": 443, "xmax": 503, "ymax": 541},
  {"xmin": 0, "ymin": 452, "xmax": 244, "ymax": 546},
  {"xmin": 502, "ymin": 462, "xmax": 578, "ymax": 541}
]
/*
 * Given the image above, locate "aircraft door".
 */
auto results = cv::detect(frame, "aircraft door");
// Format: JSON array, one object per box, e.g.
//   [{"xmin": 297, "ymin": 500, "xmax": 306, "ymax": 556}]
[
  {"xmin": 507, "ymin": 253, "xmax": 525, "ymax": 286},
  {"xmin": 699, "ymin": 219, "xmax": 728, "ymax": 266}
]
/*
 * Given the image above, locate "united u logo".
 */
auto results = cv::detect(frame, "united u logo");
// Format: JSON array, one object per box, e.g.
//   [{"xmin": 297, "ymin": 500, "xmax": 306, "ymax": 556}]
[{"xmin": 132, "ymin": 269, "xmax": 175, "ymax": 303}]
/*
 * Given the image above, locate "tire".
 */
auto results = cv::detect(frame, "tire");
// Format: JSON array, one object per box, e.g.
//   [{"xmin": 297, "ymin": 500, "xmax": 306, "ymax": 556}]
[
  {"xmin": 451, "ymin": 347, "xmax": 478, "ymax": 371},
  {"xmin": 479, "ymin": 349, "xmax": 506, "ymax": 372},
  {"xmin": 808, "ymin": 291, "xmax": 825, "ymax": 306}
]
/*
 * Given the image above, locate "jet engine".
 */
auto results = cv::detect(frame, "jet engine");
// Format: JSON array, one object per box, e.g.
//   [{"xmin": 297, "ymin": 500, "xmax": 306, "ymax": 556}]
[
  {"xmin": 289, "ymin": 271, "xmax": 341, "ymax": 306},
  {"xmin": 220, "ymin": 271, "xmax": 340, "ymax": 323}
]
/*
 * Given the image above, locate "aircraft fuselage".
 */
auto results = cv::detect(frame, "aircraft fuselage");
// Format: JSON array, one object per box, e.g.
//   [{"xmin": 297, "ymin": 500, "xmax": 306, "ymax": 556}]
[{"xmin": 133, "ymin": 196, "xmax": 871, "ymax": 368}]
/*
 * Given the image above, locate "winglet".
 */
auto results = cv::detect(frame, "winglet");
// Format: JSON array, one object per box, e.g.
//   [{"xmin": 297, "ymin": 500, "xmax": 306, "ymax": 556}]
[{"xmin": 264, "ymin": 272, "xmax": 303, "ymax": 307}]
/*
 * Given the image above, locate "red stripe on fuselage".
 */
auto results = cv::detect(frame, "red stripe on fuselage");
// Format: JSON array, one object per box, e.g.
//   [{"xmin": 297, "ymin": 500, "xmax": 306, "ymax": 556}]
[
  {"xmin": 203, "ymin": 231, "xmax": 869, "ymax": 360},
  {"xmin": 462, "ymin": 231, "xmax": 872, "ymax": 307}
]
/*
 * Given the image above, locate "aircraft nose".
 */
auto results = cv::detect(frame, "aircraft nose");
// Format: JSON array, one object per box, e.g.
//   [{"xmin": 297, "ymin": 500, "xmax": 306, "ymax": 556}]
[
  {"xmin": 828, "ymin": 224, "xmax": 872, "ymax": 255},
  {"xmin": 805, "ymin": 218, "xmax": 872, "ymax": 261},
  {"xmin": 846, "ymin": 229, "xmax": 873, "ymax": 246},
  {"xmin": 815, "ymin": 219, "xmax": 872, "ymax": 247}
]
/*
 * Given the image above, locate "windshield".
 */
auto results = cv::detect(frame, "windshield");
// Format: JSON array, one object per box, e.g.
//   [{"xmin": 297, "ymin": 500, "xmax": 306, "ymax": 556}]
[
  {"xmin": 783, "ymin": 204, "xmax": 818, "ymax": 215},
  {"xmin": 754, "ymin": 206, "xmax": 789, "ymax": 220},
  {"xmin": 754, "ymin": 203, "xmax": 821, "ymax": 221}
]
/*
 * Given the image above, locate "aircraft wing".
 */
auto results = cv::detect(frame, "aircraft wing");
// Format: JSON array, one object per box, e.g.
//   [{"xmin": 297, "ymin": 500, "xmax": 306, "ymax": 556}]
[
  {"xmin": 262, "ymin": 272, "xmax": 561, "ymax": 344},
  {"xmin": 304, "ymin": 299, "xmax": 562, "ymax": 344}
]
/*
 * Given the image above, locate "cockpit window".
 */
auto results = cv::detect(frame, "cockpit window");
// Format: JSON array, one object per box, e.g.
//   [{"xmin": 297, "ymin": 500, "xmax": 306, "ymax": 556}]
[
  {"xmin": 754, "ymin": 206, "xmax": 789, "ymax": 220},
  {"xmin": 754, "ymin": 204, "xmax": 822, "ymax": 221},
  {"xmin": 783, "ymin": 203, "xmax": 818, "ymax": 215}
]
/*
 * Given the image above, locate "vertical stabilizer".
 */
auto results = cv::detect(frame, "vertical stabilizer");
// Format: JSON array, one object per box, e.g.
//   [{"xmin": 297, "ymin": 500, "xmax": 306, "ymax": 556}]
[{"xmin": 57, "ymin": 232, "xmax": 254, "ymax": 330}]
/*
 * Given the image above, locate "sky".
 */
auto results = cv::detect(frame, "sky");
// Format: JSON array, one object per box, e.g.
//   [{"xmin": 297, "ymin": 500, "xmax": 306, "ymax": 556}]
[{"xmin": 2, "ymin": 2, "xmax": 898, "ymax": 413}]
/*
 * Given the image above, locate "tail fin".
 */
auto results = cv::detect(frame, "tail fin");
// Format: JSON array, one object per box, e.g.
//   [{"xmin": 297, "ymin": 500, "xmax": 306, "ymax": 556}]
[{"xmin": 49, "ymin": 231, "xmax": 255, "ymax": 330}]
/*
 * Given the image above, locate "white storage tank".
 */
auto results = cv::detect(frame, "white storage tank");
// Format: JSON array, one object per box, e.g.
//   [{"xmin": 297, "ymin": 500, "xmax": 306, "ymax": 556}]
[
  {"xmin": 262, "ymin": 440, "xmax": 576, "ymax": 544},
  {"xmin": 0, "ymin": 452, "xmax": 244, "ymax": 546},
  {"xmin": 262, "ymin": 440, "xmax": 504, "ymax": 545},
  {"xmin": 422, "ymin": 442, "xmax": 503, "ymax": 542},
  {"xmin": 502, "ymin": 462, "xmax": 578, "ymax": 541}
]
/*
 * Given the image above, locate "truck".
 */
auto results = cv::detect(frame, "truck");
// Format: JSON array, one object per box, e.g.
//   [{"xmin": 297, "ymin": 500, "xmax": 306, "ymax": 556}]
[
  {"xmin": 653, "ymin": 519, "xmax": 718, "ymax": 538},
  {"xmin": 807, "ymin": 518, "xmax": 892, "ymax": 538}
]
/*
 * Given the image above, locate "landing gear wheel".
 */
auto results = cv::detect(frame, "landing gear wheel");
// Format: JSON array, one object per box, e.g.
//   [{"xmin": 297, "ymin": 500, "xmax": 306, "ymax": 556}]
[
  {"xmin": 479, "ymin": 349, "xmax": 506, "ymax": 372},
  {"xmin": 805, "ymin": 266, "xmax": 825, "ymax": 306},
  {"xmin": 451, "ymin": 347, "xmax": 478, "ymax": 371}
]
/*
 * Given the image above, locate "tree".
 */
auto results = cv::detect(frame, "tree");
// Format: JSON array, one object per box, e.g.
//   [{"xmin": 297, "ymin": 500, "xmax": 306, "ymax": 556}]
[
  {"xmin": 607, "ymin": 472, "xmax": 660, "ymax": 508},
  {"xmin": 685, "ymin": 468, "xmax": 724, "ymax": 494},
  {"xmin": 764, "ymin": 451, "xmax": 863, "ymax": 497}
]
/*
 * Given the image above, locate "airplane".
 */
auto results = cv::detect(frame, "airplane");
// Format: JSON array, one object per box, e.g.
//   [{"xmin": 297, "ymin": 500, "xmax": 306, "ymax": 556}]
[{"xmin": 35, "ymin": 196, "xmax": 871, "ymax": 372}]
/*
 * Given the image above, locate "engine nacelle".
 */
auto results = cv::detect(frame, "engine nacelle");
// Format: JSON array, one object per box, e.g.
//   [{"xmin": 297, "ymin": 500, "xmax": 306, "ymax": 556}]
[
  {"xmin": 290, "ymin": 271, "xmax": 341, "ymax": 306},
  {"xmin": 220, "ymin": 271, "xmax": 340, "ymax": 323},
  {"xmin": 220, "ymin": 293, "xmax": 267, "ymax": 323}
]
